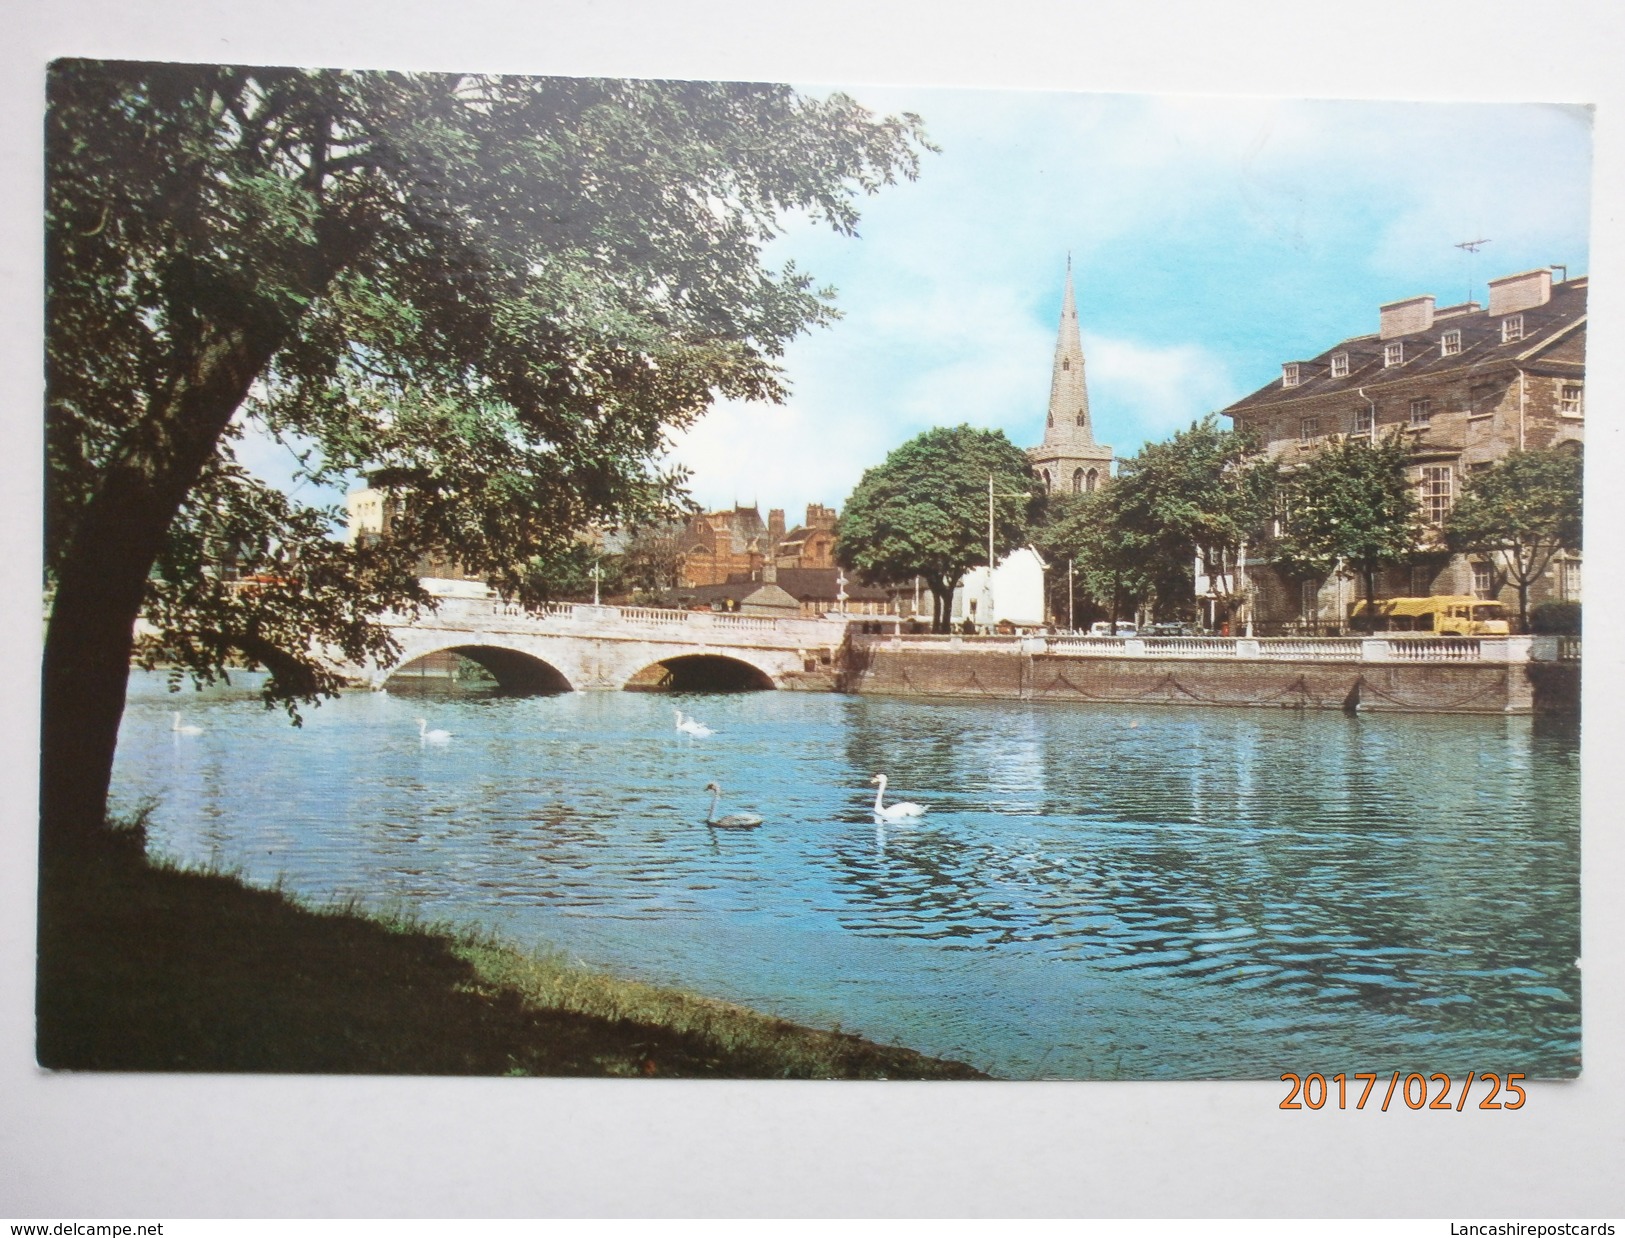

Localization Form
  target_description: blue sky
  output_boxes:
[667,89,1593,519]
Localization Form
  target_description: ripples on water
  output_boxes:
[113,672,1581,1079]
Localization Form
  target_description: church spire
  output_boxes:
[1045,258,1095,447]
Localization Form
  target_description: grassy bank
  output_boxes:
[35,818,985,1079]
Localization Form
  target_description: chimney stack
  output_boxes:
[1487,268,1553,317]
[1379,294,1435,340]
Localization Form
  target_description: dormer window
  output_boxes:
[1384,342,1404,367]
[1282,363,1300,388]
[1441,329,1462,356]
[1330,352,1349,378]
[1501,314,1524,343]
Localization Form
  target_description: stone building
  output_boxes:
[1028,259,1114,494]
[1222,267,1585,631]
[345,477,489,591]
[675,503,770,587]
[772,503,839,570]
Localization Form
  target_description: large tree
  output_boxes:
[1032,489,1157,628]
[835,426,1038,632]
[1270,430,1422,630]
[44,61,931,851]
[1445,445,1583,632]
[1107,416,1276,625]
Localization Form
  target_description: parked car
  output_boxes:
[1087,621,1139,637]
[1143,621,1199,637]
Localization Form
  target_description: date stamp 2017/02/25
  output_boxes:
[1280,1072,1528,1111]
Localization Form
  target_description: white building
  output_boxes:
[951,547,1047,629]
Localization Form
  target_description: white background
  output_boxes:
[3,0,1621,1219]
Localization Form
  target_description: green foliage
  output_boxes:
[43,60,932,828]
[835,425,1038,631]
[1445,447,1582,630]
[1530,601,1581,636]
[1271,431,1421,623]
[1039,417,1273,622]
[1032,490,1158,624]
[521,541,626,603]
[619,519,690,596]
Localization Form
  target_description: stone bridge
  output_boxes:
[349,595,853,693]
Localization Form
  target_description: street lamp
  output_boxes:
[984,472,1036,631]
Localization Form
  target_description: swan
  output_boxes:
[675,709,713,738]
[416,717,452,745]
[870,773,925,821]
[703,781,762,829]
[171,711,202,736]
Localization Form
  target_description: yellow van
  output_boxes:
[1350,595,1510,635]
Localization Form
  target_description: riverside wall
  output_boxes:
[838,639,1579,716]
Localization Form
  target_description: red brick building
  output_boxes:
[675,504,770,587]
[1222,267,1584,631]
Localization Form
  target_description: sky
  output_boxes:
[664,89,1594,521]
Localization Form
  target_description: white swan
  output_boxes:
[417,717,452,745]
[171,711,202,737]
[704,781,762,829]
[675,708,713,738]
[870,773,925,821]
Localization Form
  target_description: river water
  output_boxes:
[113,670,1581,1079]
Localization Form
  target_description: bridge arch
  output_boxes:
[389,643,573,694]
[625,652,777,692]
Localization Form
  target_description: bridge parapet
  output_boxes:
[383,595,852,651]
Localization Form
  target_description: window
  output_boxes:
[1411,566,1434,596]
[1561,384,1584,416]
[1559,556,1581,602]
[1420,465,1453,524]
[1441,329,1462,356]
[1041,469,1052,491]
[1472,562,1495,600]
[1471,383,1500,417]
[1085,468,1099,493]
[1301,580,1318,623]
[1075,409,1086,426]
[1353,404,1373,434]
[1501,314,1524,343]
[1071,468,1084,494]
[1384,342,1404,367]
[1282,363,1300,388]
[1330,352,1349,378]
[1409,398,1432,427]
[1300,417,1320,443]
[1062,359,1070,371]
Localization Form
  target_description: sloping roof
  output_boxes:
[738,583,800,615]
[1224,278,1587,417]
[661,567,897,608]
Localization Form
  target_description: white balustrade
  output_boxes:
[1260,639,1362,661]
[1379,638,1481,662]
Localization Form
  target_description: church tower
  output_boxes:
[1027,258,1113,494]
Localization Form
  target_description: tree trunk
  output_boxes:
[1361,567,1379,634]
[929,578,953,634]
[41,318,293,858]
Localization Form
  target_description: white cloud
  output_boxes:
[1085,334,1243,444]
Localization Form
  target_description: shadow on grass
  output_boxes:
[36,824,986,1079]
